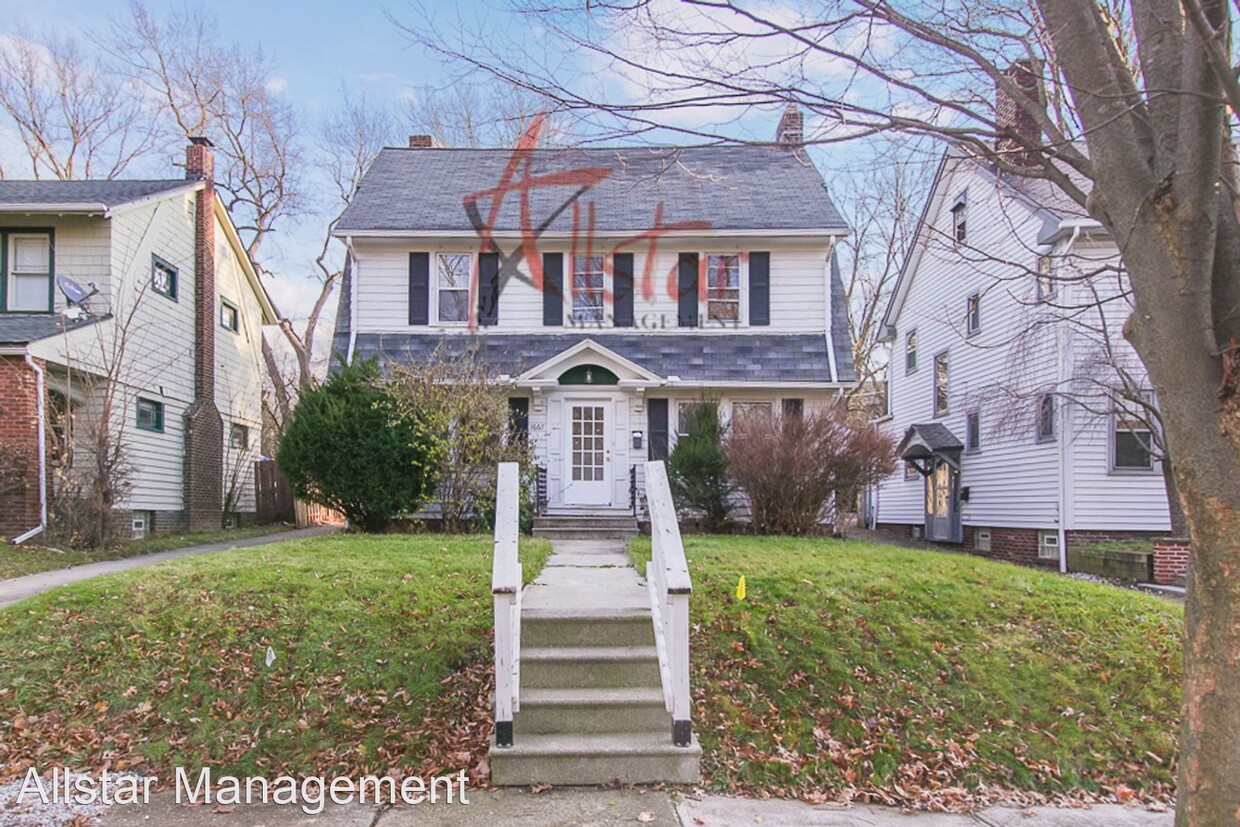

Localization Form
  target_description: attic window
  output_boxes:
[220,299,240,333]
[951,198,967,244]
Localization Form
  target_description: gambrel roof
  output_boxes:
[334,145,848,235]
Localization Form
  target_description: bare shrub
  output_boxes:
[726,408,897,536]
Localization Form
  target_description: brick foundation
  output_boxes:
[0,356,43,540]
[1153,539,1191,585]
[877,522,1054,568]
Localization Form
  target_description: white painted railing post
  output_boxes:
[643,460,694,747]
[492,462,522,747]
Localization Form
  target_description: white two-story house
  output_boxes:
[0,139,277,542]
[870,144,1174,573]
[332,109,855,513]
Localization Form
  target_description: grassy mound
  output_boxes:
[0,534,549,783]
[629,536,1181,807]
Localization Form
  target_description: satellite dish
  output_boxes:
[56,275,99,308]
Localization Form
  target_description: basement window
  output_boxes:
[975,528,992,552]
[1038,530,1060,561]
[136,398,165,433]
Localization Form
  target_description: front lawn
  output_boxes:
[630,536,1182,808]
[0,524,293,581]
[0,533,550,784]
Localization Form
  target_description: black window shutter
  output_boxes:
[508,397,529,441]
[613,252,634,327]
[478,252,500,326]
[749,251,770,326]
[408,252,429,326]
[677,253,699,328]
[543,253,563,327]
[648,398,669,460]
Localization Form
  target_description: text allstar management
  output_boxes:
[17,767,472,814]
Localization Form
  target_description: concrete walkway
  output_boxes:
[84,788,1173,826]
[0,526,336,610]
[522,537,647,613]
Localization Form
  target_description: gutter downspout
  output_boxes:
[1055,226,1083,573]
[346,236,358,364]
[13,353,48,544]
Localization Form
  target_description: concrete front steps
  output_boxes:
[489,542,701,787]
[531,513,639,541]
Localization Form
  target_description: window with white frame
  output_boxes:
[1112,391,1156,471]
[966,410,981,452]
[731,400,772,425]
[1036,393,1056,442]
[571,254,605,323]
[6,232,52,312]
[966,292,981,336]
[676,401,702,438]
[905,329,918,373]
[951,198,967,243]
[230,423,249,451]
[933,351,949,416]
[1036,255,1057,302]
[1038,530,1059,560]
[705,254,740,323]
[220,299,240,332]
[975,528,992,552]
[436,253,471,323]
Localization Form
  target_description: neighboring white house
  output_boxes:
[0,139,277,541]
[331,109,855,513]
[869,144,1173,570]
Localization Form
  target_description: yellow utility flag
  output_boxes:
[736,575,747,601]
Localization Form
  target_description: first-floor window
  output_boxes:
[6,232,52,312]
[230,423,249,451]
[1036,393,1056,441]
[706,254,740,323]
[136,398,165,432]
[1113,392,1156,471]
[965,410,981,452]
[676,401,702,438]
[731,400,772,425]
[572,254,605,323]
[904,461,918,480]
[782,398,804,419]
[436,253,471,323]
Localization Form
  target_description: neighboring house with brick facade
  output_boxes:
[867,138,1175,574]
[0,139,277,543]
[331,108,855,514]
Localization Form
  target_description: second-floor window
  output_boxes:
[1036,254,1057,302]
[572,254,605,323]
[966,293,981,335]
[136,398,165,433]
[905,329,918,373]
[966,410,981,452]
[436,253,471,324]
[933,351,949,416]
[5,232,52,312]
[230,423,249,451]
[151,255,178,300]
[706,254,740,323]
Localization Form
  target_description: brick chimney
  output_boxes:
[995,60,1043,167]
[776,104,803,146]
[183,137,224,531]
[408,134,435,148]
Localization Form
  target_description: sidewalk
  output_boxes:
[0,526,337,610]
[84,788,1174,826]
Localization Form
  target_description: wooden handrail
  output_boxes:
[644,460,693,747]
[492,462,522,747]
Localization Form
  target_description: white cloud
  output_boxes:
[265,76,289,94]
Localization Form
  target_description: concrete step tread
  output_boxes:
[521,687,666,707]
[522,645,658,663]
[523,607,650,622]
[495,732,701,757]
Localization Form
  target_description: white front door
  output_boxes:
[563,399,612,506]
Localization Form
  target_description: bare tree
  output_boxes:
[407,82,575,148]
[400,1,1240,820]
[0,32,157,180]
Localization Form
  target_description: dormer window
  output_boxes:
[5,232,53,312]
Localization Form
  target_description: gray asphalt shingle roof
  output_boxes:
[0,179,193,210]
[0,313,102,345]
[899,423,964,455]
[346,332,846,384]
[335,145,847,234]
